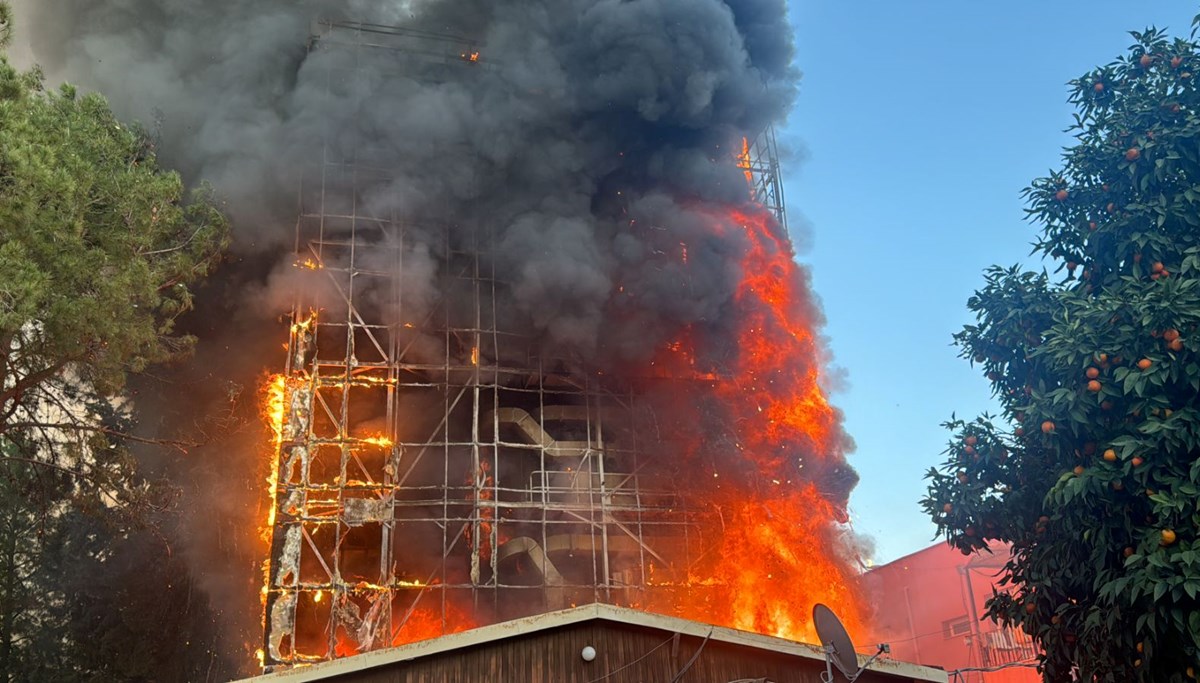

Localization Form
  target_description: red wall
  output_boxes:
[862,541,1039,683]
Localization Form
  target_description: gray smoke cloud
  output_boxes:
[15,0,798,360]
[8,0,844,674]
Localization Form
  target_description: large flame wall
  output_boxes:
[257,141,864,668]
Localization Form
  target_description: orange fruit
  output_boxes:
[1073,465,1085,476]
[1086,367,1100,379]
[1055,189,1068,201]
[1123,546,1135,558]
[1132,456,1144,467]
[1172,56,1184,69]
[1137,642,1144,654]
[1101,401,1114,411]
[1025,602,1037,614]
[1103,449,1117,462]
[1106,202,1117,213]
[1152,261,1164,273]
[943,503,953,513]
[1141,54,1153,68]
[1169,338,1184,352]
[1162,529,1177,546]
[1094,82,1105,93]
[1087,380,1102,392]
[965,435,977,446]
[1096,353,1108,364]
[1041,420,1056,434]
[1126,147,1141,161]
[1164,328,1180,341]
[1138,358,1153,370]
[1112,480,1124,491]
[1015,427,1025,437]
[1088,221,1097,231]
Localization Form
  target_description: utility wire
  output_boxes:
[669,628,714,682]
[585,633,676,683]
[949,659,1039,682]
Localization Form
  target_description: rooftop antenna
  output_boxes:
[813,603,889,683]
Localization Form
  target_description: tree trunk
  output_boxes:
[0,513,17,683]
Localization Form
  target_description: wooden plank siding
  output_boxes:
[324,621,931,683]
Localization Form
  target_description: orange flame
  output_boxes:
[393,604,474,646]
[641,204,862,642]
[262,374,288,539]
[728,208,838,467]
[265,375,287,449]
[711,207,859,637]
[737,136,754,189]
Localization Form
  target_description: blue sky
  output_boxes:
[782,2,1199,564]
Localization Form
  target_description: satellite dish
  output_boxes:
[813,603,890,683]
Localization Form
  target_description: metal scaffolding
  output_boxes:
[260,19,790,670]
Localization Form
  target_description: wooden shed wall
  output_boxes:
[321,621,930,683]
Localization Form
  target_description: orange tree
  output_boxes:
[922,22,1200,683]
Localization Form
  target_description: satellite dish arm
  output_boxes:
[847,643,891,683]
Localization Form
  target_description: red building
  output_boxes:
[864,541,1039,683]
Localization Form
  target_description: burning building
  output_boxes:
[4,0,867,675]
[258,18,863,671]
